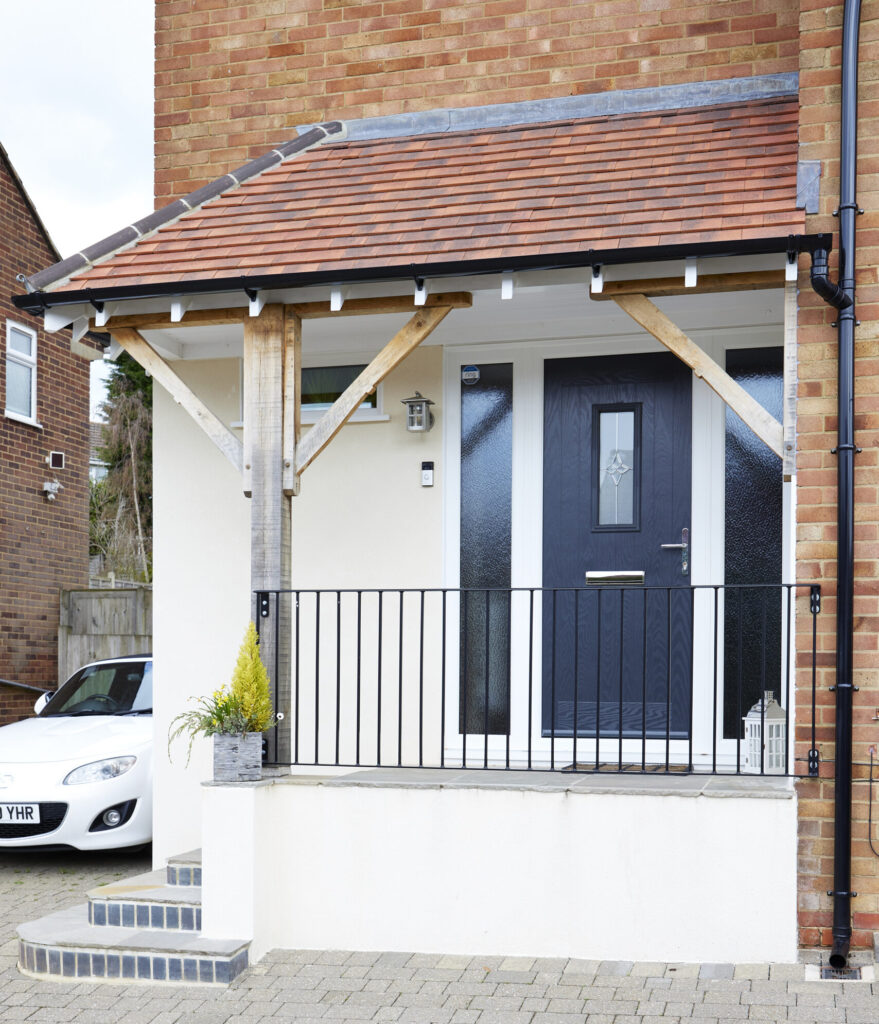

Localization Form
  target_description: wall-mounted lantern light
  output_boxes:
[401,392,435,432]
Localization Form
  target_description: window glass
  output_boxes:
[6,321,36,420]
[302,365,376,409]
[8,327,32,357]
[41,661,152,716]
[6,361,32,417]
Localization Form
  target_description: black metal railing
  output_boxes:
[255,583,821,777]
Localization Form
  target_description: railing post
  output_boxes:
[809,584,821,777]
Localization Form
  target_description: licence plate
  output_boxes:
[0,804,40,824]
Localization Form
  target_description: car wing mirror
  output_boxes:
[33,692,51,715]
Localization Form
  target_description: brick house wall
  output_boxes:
[0,149,90,721]
[154,0,877,949]
[796,0,879,952]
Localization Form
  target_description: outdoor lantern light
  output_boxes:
[743,691,787,775]
[401,391,435,432]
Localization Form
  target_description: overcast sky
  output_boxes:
[0,0,154,414]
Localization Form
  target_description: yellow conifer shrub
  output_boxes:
[230,620,274,732]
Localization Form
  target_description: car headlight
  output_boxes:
[63,757,136,785]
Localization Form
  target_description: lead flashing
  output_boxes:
[797,161,822,214]
[24,121,345,295]
[297,73,798,143]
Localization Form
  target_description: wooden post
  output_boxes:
[243,304,292,764]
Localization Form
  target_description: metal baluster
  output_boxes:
[462,589,468,769]
[784,586,792,775]
[484,590,490,768]
[527,590,534,771]
[398,590,404,768]
[573,588,580,772]
[760,588,767,775]
[294,593,300,765]
[335,591,341,766]
[551,589,557,771]
[314,593,320,766]
[504,589,511,770]
[641,588,647,772]
[596,589,602,772]
[377,592,383,767]
[618,588,624,771]
[419,590,425,769]
[712,587,719,774]
[665,589,671,772]
[355,592,361,767]
[440,591,447,769]
[688,586,695,772]
[736,587,744,774]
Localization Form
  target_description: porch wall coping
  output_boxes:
[204,767,794,799]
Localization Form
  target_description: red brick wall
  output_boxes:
[0,153,90,721]
[795,0,879,952]
[155,0,799,203]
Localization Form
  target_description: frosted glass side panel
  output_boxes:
[460,363,512,736]
[598,410,635,526]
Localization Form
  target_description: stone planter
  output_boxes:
[213,732,262,782]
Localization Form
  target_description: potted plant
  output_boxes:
[169,621,277,782]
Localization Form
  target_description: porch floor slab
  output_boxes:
[265,766,795,798]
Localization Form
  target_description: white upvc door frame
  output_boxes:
[441,327,795,771]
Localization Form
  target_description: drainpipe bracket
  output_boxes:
[828,891,858,898]
[831,445,861,454]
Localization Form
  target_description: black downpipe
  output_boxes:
[810,0,861,970]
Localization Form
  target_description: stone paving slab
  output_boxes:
[2,848,879,1022]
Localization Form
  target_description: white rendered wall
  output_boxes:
[202,778,798,963]
[152,359,250,865]
[152,348,445,862]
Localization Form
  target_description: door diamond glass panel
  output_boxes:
[597,409,636,527]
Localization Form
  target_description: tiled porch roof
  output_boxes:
[36,96,803,296]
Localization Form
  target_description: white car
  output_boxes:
[0,656,152,850]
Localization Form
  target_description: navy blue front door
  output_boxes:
[542,353,693,742]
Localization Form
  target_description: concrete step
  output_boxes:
[18,904,248,985]
[166,848,202,887]
[87,870,202,931]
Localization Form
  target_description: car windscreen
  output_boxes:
[41,662,152,716]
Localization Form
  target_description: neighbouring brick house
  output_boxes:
[13,0,879,966]
[0,143,93,723]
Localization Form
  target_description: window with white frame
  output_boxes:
[300,363,387,423]
[5,320,37,423]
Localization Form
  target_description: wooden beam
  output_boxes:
[589,270,785,300]
[110,327,243,473]
[93,308,250,332]
[283,311,301,497]
[783,280,797,478]
[613,293,784,458]
[89,293,472,332]
[243,304,292,763]
[289,292,472,319]
[296,304,452,474]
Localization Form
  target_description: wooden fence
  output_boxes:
[58,587,152,683]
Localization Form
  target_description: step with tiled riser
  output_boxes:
[88,869,202,932]
[166,849,202,887]
[18,904,248,985]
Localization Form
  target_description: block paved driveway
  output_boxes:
[1,848,878,1023]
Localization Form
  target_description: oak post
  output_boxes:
[244,304,292,764]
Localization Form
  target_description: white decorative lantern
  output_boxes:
[743,691,786,774]
[401,392,435,432]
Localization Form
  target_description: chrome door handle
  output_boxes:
[660,527,688,575]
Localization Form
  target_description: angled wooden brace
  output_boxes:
[110,327,244,473]
[613,293,784,459]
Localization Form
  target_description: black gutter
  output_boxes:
[809,0,861,970]
[13,234,831,314]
